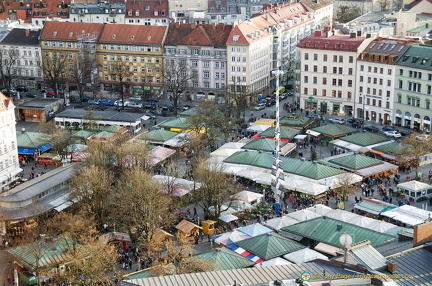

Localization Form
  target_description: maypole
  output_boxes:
[271,69,284,215]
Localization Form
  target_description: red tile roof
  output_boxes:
[125,0,168,18]
[99,24,167,45]
[165,23,232,48]
[297,29,367,52]
[40,21,104,40]
[226,22,271,45]
[0,0,70,20]
[252,2,308,21]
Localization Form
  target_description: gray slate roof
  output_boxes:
[121,262,357,286]
[1,28,41,46]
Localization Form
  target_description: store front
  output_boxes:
[404,112,412,128]
[332,103,340,115]
[344,106,353,117]
[395,110,402,126]
[371,111,377,122]
[424,116,431,133]
[413,114,421,131]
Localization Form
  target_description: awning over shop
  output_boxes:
[18,148,35,155]
[354,198,397,215]
[37,144,51,152]
[306,130,321,137]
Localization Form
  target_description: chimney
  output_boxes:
[191,22,196,29]
[387,260,397,273]
[357,30,361,36]
[323,26,331,32]
[25,29,30,36]
[350,32,356,38]
[314,31,322,36]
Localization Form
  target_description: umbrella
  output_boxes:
[232,191,264,203]
[236,169,263,181]
[283,248,328,264]
[219,214,239,223]
[236,223,272,237]
[325,210,358,222]
[254,257,292,267]
[305,204,333,215]
[213,230,251,247]
[264,216,299,231]
[287,210,322,222]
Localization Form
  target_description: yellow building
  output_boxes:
[98,24,168,97]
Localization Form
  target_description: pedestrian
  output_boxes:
[193,207,197,216]
[44,163,47,169]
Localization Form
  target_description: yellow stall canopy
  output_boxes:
[253,118,276,126]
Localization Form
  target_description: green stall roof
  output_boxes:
[338,132,390,147]
[158,117,191,129]
[311,125,359,138]
[328,154,383,170]
[242,138,287,153]
[371,142,402,155]
[259,126,300,140]
[195,247,254,271]
[236,232,305,260]
[17,131,50,149]
[139,129,178,142]
[282,217,397,247]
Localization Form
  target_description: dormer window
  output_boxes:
[53,31,57,36]
[128,9,132,16]
[69,32,73,36]
[135,9,139,16]
[112,34,116,39]
[233,35,239,42]
[131,35,135,39]
[161,9,165,16]
[42,3,47,8]
[86,33,90,37]
[154,9,158,16]
[145,6,150,10]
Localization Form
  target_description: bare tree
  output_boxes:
[401,133,432,178]
[113,168,173,244]
[41,51,68,96]
[376,0,390,10]
[162,58,194,116]
[108,59,134,110]
[193,157,239,218]
[281,55,300,89]
[224,77,253,120]
[0,47,19,96]
[333,172,359,209]
[70,34,98,104]
[336,6,362,23]
[38,121,72,160]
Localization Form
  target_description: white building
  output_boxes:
[0,28,43,89]
[355,38,413,124]
[297,29,374,115]
[163,23,232,101]
[169,0,208,23]
[226,21,272,96]
[0,93,21,193]
[69,2,126,24]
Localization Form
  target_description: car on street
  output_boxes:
[287,91,294,96]
[114,100,130,107]
[129,101,143,109]
[399,130,412,136]
[99,99,114,106]
[182,105,192,110]
[16,86,29,92]
[128,96,142,101]
[416,134,430,141]
[384,131,402,138]
[254,103,266,110]
[382,126,399,132]
[87,99,100,105]
[23,92,37,98]
[363,125,379,132]
[329,118,345,124]
[265,99,276,107]
[144,111,157,119]
[308,114,321,119]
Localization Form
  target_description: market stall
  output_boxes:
[396,180,432,202]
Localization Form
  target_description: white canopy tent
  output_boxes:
[325,209,358,222]
[264,216,299,231]
[286,210,322,222]
[305,204,333,215]
[247,124,271,133]
[152,175,200,191]
[219,214,239,223]
[232,191,264,204]
[254,257,292,267]
[283,248,328,264]
[210,148,240,157]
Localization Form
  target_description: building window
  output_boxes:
[348,80,352,87]
[332,79,337,86]
[304,76,308,83]
[360,65,364,71]
[338,67,342,74]
[338,79,342,86]
[304,88,308,94]
[323,54,327,62]
[322,78,327,85]
[339,56,343,62]
[313,65,318,72]
[333,55,337,62]
[333,67,337,74]
[322,89,326,96]
[304,65,308,71]
[347,92,352,99]
[348,68,352,75]
[313,54,318,61]
[323,66,327,73]
[304,53,309,60]
[313,77,317,84]
[348,56,353,63]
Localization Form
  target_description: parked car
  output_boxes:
[145,111,157,119]
[128,96,142,101]
[1,88,17,96]
[363,125,379,132]
[23,92,37,98]
[265,99,276,107]
[416,134,430,141]
[254,103,266,110]
[287,91,294,96]
[114,100,130,107]
[279,93,288,100]
[382,126,399,132]
[399,130,412,136]
[308,114,321,119]
[183,105,192,110]
[16,86,29,92]
[87,99,100,105]
[129,101,143,109]
[329,118,345,124]
[384,131,402,138]
[100,99,114,106]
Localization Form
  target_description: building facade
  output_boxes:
[0,93,21,193]
[169,0,208,23]
[355,38,413,124]
[125,0,170,26]
[226,21,272,97]
[393,45,432,132]
[163,23,232,101]
[98,24,167,97]
[0,28,43,89]
[69,2,126,24]
[297,29,374,115]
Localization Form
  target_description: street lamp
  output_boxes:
[360,93,365,132]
